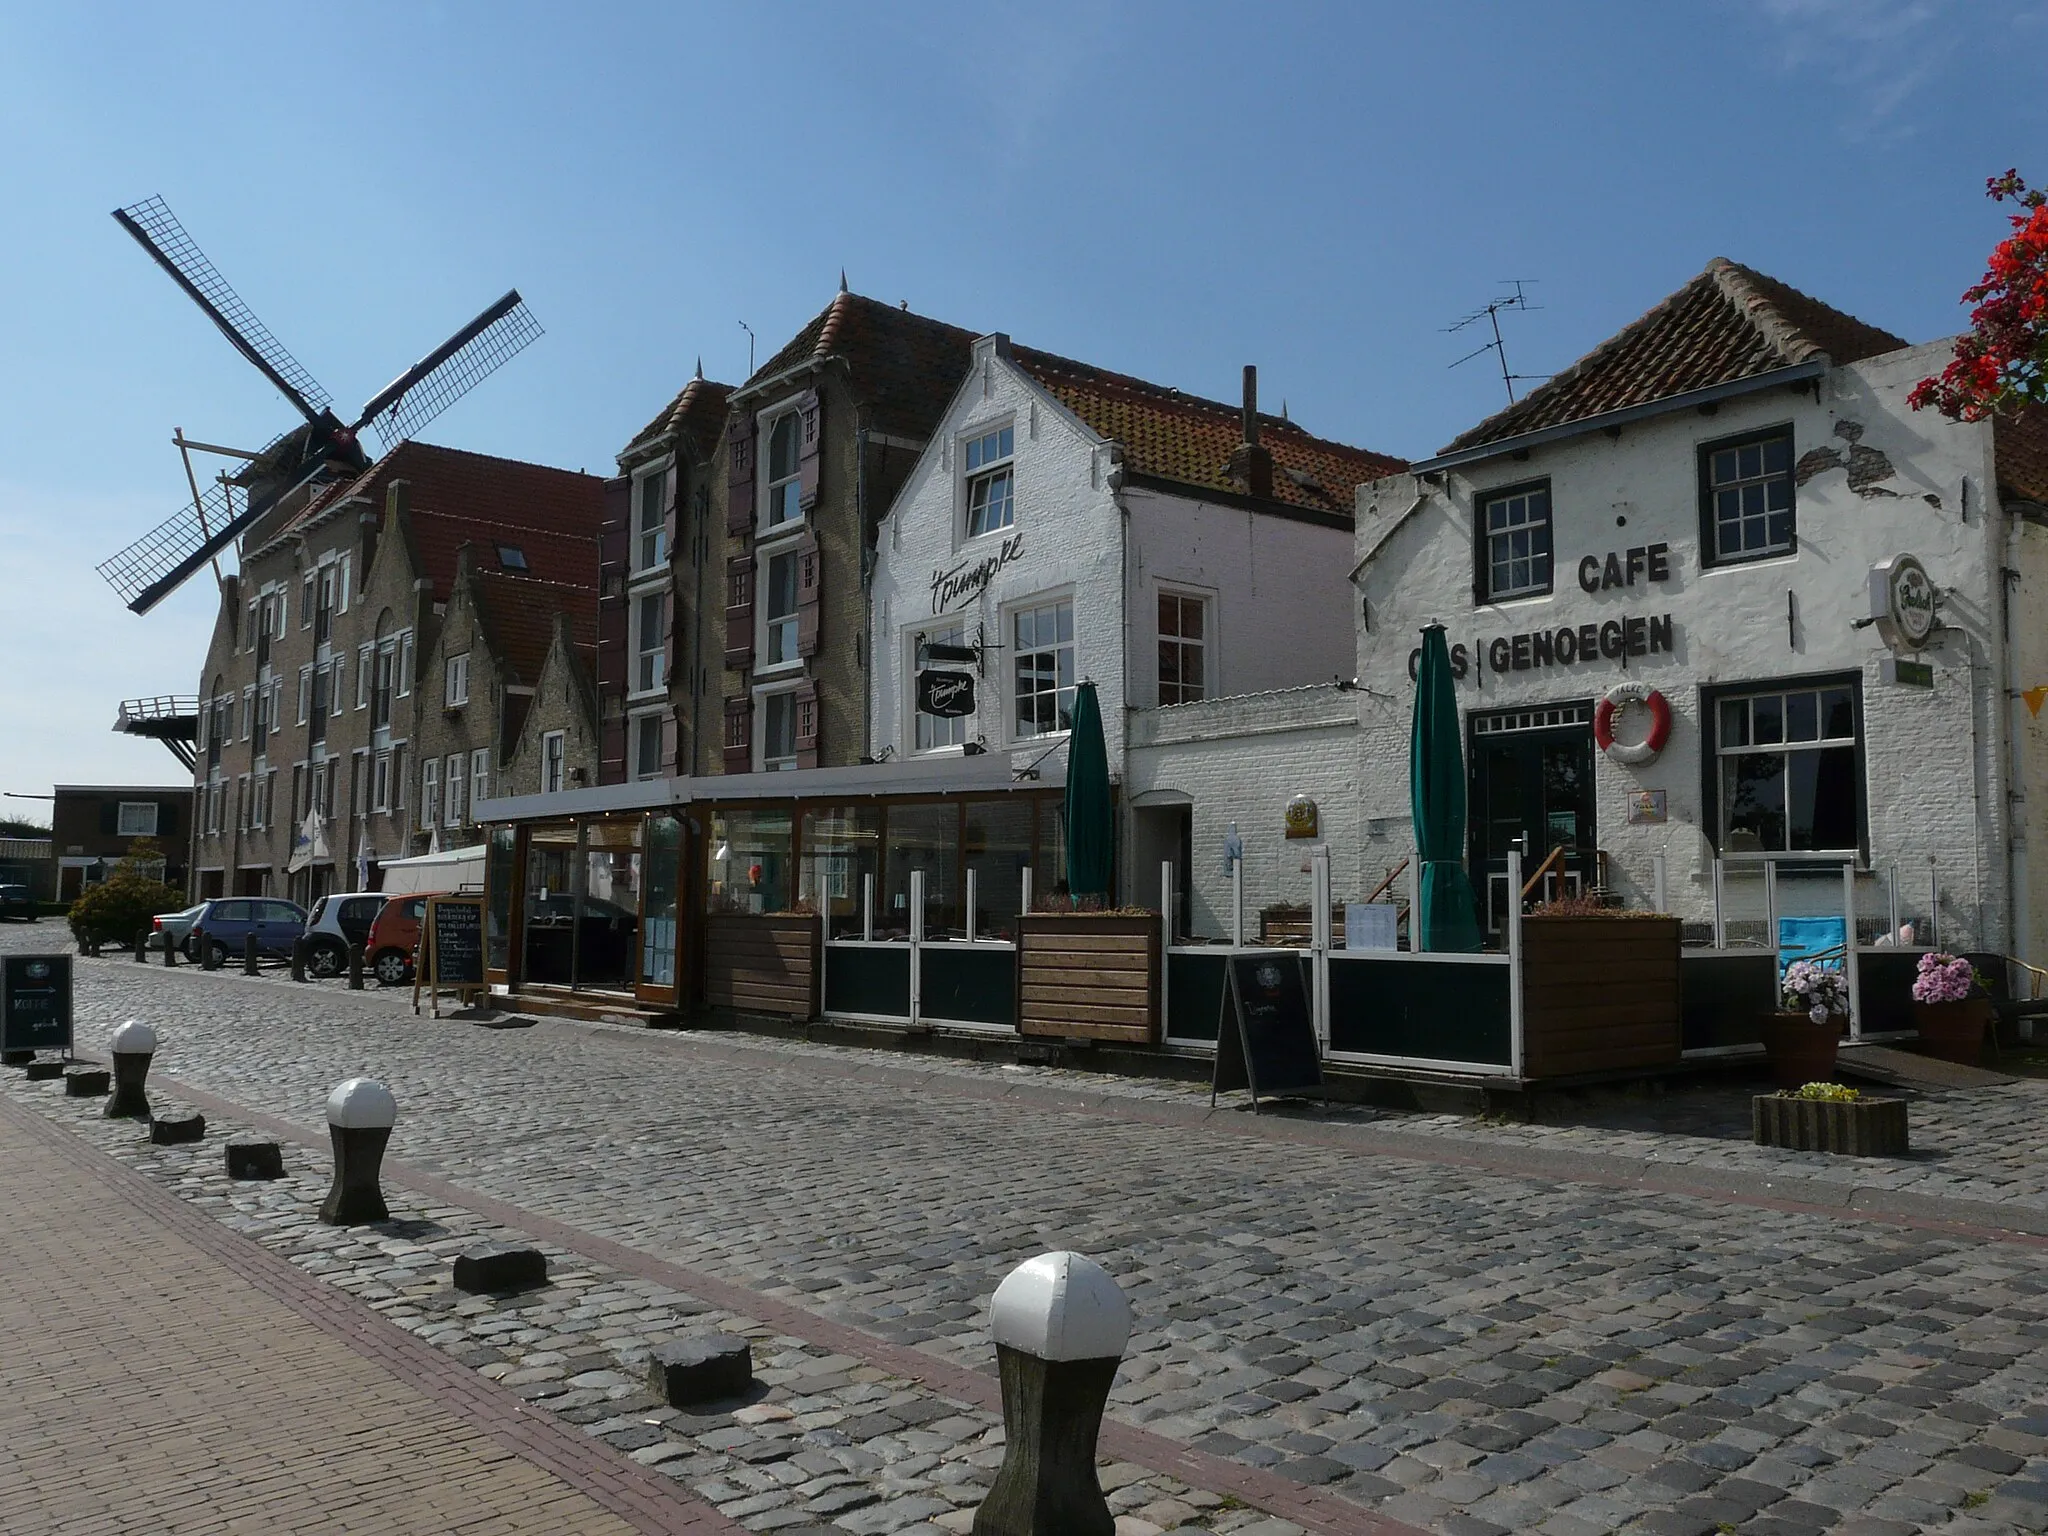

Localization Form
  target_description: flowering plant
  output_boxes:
[1911,951,1989,1004]
[1780,959,1848,1021]
[1910,170,2048,420]
[1790,1082,1860,1102]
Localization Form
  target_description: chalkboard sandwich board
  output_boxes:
[1211,950,1323,1113]
[2,954,74,1057]
[416,895,487,1017]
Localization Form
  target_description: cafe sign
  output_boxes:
[1869,553,1935,651]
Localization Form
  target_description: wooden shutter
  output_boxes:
[794,681,820,770]
[660,713,678,775]
[796,531,822,658]
[722,696,752,773]
[725,413,756,536]
[600,716,626,784]
[724,556,755,670]
[596,476,630,698]
[796,389,822,513]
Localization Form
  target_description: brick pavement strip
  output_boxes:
[20,935,2048,1533]
[0,1088,739,1536]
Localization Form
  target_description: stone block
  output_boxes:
[0,1049,33,1067]
[225,1139,284,1180]
[1752,1094,1908,1157]
[22,1060,63,1080]
[647,1334,752,1407]
[453,1243,549,1294]
[149,1109,205,1145]
[63,1066,110,1097]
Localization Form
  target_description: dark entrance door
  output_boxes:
[1468,703,1598,935]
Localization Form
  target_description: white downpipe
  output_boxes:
[1652,852,1668,916]
[1506,845,1525,1078]
[1159,859,1174,1038]
[862,872,875,943]
[1311,845,1332,1048]
[1764,858,1779,958]
[1020,864,1034,924]
[909,868,925,1028]
[1843,858,1864,1040]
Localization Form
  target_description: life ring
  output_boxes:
[1594,683,1671,765]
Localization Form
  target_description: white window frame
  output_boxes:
[754,684,801,773]
[910,621,969,754]
[372,752,392,815]
[1008,593,1077,743]
[1156,587,1212,707]
[336,554,351,613]
[297,666,312,725]
[632,458,672,574]
[444,752,465,827]
[421,757,440,829]
[541,731,566,794]
[356,644,372,709]
[445,652,470,708]
[115,801,158,837]
[757,546,803,673]
[633,590,667,696]
[631,711,666,781]
[962,421,1016,539]
[396,630,413,697]
[758,403,806,534]
[470,748,490,815]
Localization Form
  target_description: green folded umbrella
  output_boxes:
[1064,680,1114,903]
[1411,625,1483,952]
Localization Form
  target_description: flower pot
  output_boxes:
[1752,1093,1909,1156]
[1914,999,1992,1065]
[1759,1011,1841,1090]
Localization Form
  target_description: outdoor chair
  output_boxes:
[1962,951,2048,1055]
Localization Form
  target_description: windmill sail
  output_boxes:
[356,290,543,449]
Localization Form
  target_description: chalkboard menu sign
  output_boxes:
[2,954,73,1054]
[1211,950,1323,1112]
[416,895,486,1016]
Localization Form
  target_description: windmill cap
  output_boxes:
[990,1251,1132,1362]
[325,1077,397,1129]
[111,1019,158,1054]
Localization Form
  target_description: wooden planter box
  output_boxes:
[1018,914,1160,1044]
[703,914,819,1021]
[1520,915,1681,1079]
[1753,1094,1909,1156]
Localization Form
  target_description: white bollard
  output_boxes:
[973,1251,1133,1536]
[105,1020,159,1120]
[320,1077,397,1225]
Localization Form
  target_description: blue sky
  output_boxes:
[0,0,2041,809]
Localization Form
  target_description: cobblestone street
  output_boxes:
[11,926,2048,1534]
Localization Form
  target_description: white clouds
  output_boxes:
[1751,0,2025,138]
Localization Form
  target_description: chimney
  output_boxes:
[1229,365,1274,500]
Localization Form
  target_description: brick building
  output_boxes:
[191,441,604,901]
[51,785,193,898]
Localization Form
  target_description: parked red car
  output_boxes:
[364,894,429,986]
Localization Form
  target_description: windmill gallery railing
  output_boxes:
[113,694,199,770]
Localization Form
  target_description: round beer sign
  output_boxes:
[1871,554,1936,651]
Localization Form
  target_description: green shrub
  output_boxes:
[66,838,184,950]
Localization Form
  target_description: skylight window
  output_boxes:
[497,544,528,571]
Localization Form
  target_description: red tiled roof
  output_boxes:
[1444,259,1909,453]
[1011,346,1404,516]
[621,373,735,462]
[745,290,979,439]
[1997,406,2048,506]
[280,440,604,602]
[469,568,597,688]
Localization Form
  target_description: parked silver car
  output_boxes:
[148,903,207,957]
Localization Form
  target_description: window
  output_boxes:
[1712,681,1860,854]
[497,544,526,571]
[541,731,566,793]
[372,644,394,729]
[762,551,800,666]
[633,713,664,780]
[760,690,799,771]
[444,753,465,827]
[635,466,668,571]
[372,752,391,814]
[336,554,350,613]
[297,667,311,725]
[1480,480,1553,600]
[356,644,371,709]
[310,665,329,744]
[116,801,158,837]
[765,411,803,528]
[421,758,440,829]
[1013,598,1076,739]
[965,425,1015,536]
[314,566,335,643]
[396,631,413,696]
[1701,427,1795,565]
[445,653,469,708]
[470,749,490,814]
[635,591,666,692]
[301,574,315,628]
[914,623,968,752]
[1157,591,1207,706]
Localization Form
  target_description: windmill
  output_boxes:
[96,195,544,615]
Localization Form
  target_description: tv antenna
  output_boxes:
[97,195,544,615]
[1447,280,1546,405]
